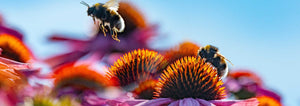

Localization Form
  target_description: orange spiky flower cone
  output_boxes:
[155,56,226,100]
[52,63,111,91]
[163,41,200,64]
[0,33,33,63]
[108,49,167,90]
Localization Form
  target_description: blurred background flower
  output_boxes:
[44,2,158,69]
[225,70,282,105]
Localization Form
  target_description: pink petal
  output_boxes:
[196,99,215,106]
[256,86,281,102]
[0,25,24,40]
[121,99,147,106]
[49,35,86,42]
[210,98,259,106]
[0,57,30,70]
[44,51,88,68]
[83,94,108,106]
[168,100,180,106]
[141,98,174,106]
[179,98,200,106]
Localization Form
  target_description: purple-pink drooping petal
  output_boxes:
[256,86,281,102]
[0,25,23,40]
[210,98,259,106]
[0,57,30,70]
[44,51,88,68]
[179,98,200,106]
[140,98,174,106]
[196,99,215,106]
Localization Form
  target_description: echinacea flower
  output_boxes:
[138,56,258,106]
[45,2,158,68]
[0,33,33,63]
[52,63,112,95]
[155,56,225,100]
[225,70,281,103]
[108,49,167,90]
[163,41,200,64]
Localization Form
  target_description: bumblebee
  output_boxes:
[81,0,125,42]
[198,45,232,78]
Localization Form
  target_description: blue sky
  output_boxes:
[0,0,299,105]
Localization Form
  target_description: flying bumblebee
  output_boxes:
[198,45,233,79]
[81,0,125,42]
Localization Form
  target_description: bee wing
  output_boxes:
[103,0,120,11]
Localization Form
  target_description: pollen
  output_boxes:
[0,33,33,62]
[52,63,111,91]
[108,49,167,89]
[164,41,200,64]
[155,56,226,100]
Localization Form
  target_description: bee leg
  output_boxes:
[115,30,120,42]
[110,28,120,42]
[101,24,108,33]
[100,24,107,37]
[98,21,107,37]
[113,30,120,42]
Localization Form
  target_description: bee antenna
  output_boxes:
[217,54,234,66]
[80,1,90,7]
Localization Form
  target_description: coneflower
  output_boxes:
[108,49,167,90]
[0,33,33,62]
[139,57,258,106]
[155,56,225,100]
[226,70,281,102]
[52,63,111,92]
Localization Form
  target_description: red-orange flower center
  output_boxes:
[0,33,33,62]
[108,49,167,90]
[257,96,281,106]
[53,63,111,91]
[155,56,226,100]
